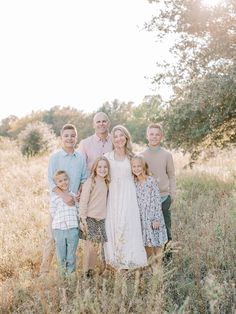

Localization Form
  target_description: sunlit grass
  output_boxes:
[0,139,235,312]
[201,0,223,8]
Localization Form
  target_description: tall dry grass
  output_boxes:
[0,138,235,313]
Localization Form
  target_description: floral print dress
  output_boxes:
[135,176,168,247]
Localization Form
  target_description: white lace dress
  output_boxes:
[104,151,147,269]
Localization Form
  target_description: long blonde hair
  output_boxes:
[90,156,111,192]
[111,125,134,159]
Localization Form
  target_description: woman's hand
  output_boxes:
[152,220,160,229]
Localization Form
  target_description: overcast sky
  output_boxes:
[0,0,174,120]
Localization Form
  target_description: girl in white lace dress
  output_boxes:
[131,155,167,258]
[104,125,147,269]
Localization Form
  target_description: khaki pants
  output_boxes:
[39,216,54,274]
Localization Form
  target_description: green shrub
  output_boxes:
[18,122,57,157]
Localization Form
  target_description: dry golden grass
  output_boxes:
[0,138,235,313]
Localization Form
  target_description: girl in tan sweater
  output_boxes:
[79,156,110,277]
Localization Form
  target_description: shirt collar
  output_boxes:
[147,145,161,152]
[62,148,77,156]
[94,133,110,143]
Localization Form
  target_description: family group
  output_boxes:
[39,112,176,277]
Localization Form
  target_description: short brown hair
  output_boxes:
[146,123,163,134]
[53,170,69,182]
[60,124,77,136]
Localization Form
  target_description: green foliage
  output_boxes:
[163,70,236,157]
[3,111,45,138]
[0,115,18,137]
[128,96,164,143]
[97,99,134,128]
[0,98,167,146]
[42,105,93,140]
[147,0,236,158]
[18,121,57,157]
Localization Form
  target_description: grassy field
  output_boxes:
[0,138,235,313]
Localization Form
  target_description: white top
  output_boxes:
[50,192,79,230]
[103,151,147,269]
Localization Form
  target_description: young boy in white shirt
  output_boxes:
[50,170,79,275]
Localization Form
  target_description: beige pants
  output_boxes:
[39,216,54,274]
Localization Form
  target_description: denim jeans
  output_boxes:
[53,228,79,274]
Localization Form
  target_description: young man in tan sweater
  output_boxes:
[140,123,176,250]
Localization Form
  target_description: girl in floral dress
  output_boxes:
[131,155,168,259]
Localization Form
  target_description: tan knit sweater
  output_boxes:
[79,176,108,220]
[141,147,176,200]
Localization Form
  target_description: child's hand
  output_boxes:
[80,218,88,234]
[152,220,160,229]
[63,193,75,206]
[75,193,81,202]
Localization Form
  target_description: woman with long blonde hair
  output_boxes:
[104,125,147,269]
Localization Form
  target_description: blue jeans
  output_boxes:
[53,228,79,274]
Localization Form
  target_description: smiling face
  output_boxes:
[146,127,163,148]
[54,173,70,192]
[93,112,110,138]
[96,159,109,178]
[131,158,145,178]
[61,129,77,152]
[112,129,127,149]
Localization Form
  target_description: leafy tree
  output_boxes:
[147,0,236,158]
[43,106,86,135]
[0,115,18,137]
[18,121,57,157]
[97,99,134,129]
[1,106,93,144]
[6,111,44,138]
[127,95,164,143]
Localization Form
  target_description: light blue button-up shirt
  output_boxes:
[48,149,87,194]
